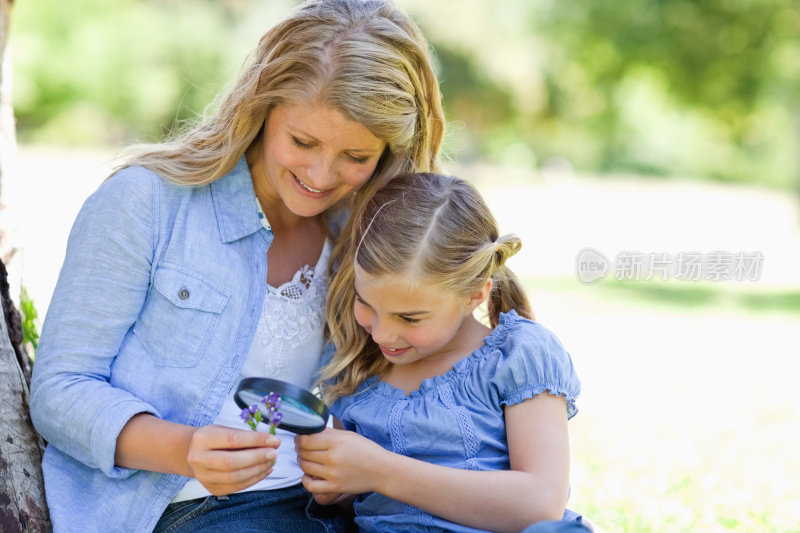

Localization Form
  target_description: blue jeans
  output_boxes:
[154,484,354,533]
[521,522,592,533]
[521,509,592,533]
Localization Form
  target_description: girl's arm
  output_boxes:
[296,392,570,533]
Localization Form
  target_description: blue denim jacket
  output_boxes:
[30,158,276,532]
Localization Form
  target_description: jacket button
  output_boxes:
[178,288,190,300]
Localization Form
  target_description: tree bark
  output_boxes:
[1,261,28,387]
[0,275,51,532]
[0,1,53,531]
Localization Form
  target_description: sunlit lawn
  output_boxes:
[531,278,800,532]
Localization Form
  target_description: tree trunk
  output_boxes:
[0,1,53,531]
[0,264,50,532]
[0,0,19,273]
[0,320,50,533]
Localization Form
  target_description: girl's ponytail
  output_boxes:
[487,234,533,328]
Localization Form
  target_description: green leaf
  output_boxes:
[20,286,41,356]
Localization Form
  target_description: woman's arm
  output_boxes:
[296,392,570,533]
[115,414,280,495]
[30,169,279,494]
[30,168,161,474]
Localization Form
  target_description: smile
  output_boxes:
[379,345,411,357]
[294,174,325,194]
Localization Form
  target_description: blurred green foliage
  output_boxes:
[12,0,295,144]
[19,285,39,358]
[11,0,800,188]
[405,0,800,187]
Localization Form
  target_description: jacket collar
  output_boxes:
[210,156,263,243]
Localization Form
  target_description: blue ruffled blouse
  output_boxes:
[331,310,581,532]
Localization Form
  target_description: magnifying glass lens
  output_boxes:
[235,378,329,435]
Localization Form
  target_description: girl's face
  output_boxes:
[254,102,386,218]
[353,270,488,367]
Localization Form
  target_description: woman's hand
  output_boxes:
[115,414,281,496]
[295,427,388,497]
[186,424,281,496]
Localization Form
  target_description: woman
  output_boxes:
[29,1,444,531]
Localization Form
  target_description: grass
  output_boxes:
[523,276,800,532]
[581,279,800,317]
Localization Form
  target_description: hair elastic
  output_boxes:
[493,242,499,252]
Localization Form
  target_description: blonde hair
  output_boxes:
[322,172,533,403]
[116,0,444,194]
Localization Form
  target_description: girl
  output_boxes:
[296,173,586,532]
[30,1,444,531]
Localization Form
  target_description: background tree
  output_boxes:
[407,0,800,187]
[11,0,798,188]
[0,0,51,530]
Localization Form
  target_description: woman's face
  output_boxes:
[254,102,386,219]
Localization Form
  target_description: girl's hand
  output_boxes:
[310,491,356,507]
[186,424,281,496]
[295,427,387,496]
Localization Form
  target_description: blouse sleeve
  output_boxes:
[488,316,580,419]
[329,394,358,431]
[30,167,162,478]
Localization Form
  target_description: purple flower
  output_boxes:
[240,393,282,434]
[241,404,261,431]
[262,393,283,435]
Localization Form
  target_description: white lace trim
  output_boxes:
[254,241,331,376]
[268,264,316,299]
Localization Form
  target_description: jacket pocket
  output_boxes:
[134,264,230,367]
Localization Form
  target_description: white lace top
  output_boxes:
[173,214,332,502]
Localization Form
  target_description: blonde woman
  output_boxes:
[30,1,444,531]
[296,173,587,532]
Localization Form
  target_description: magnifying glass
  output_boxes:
[234,377,330,435]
